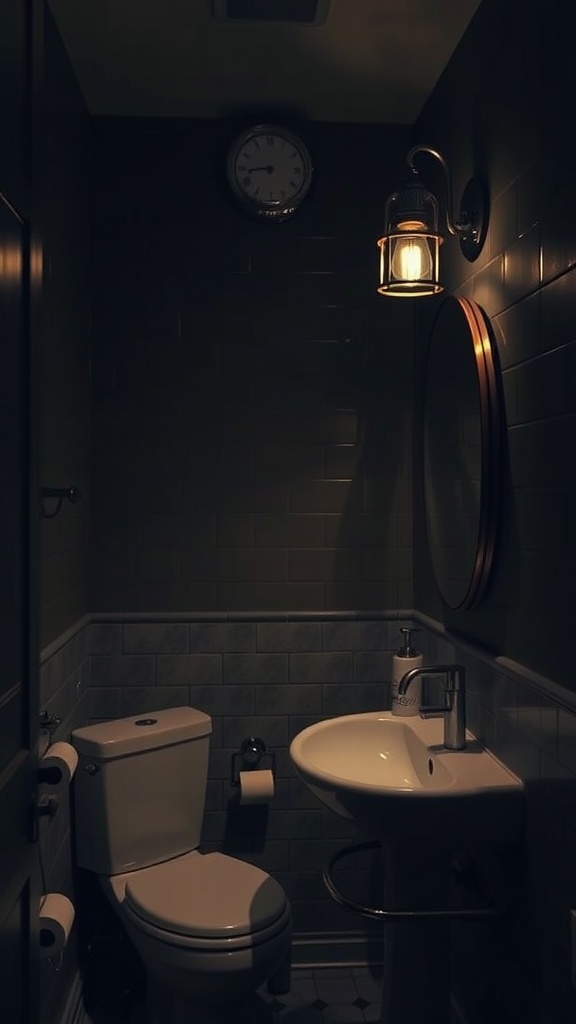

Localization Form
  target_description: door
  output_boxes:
[0,1,42,1020]
[0,188,39,1024]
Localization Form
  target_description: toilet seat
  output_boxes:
[123,851,290,947]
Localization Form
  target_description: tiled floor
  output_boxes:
[84,966,385,1024]
[258,967,384,1023]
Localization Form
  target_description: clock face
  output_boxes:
[227,125,312,221]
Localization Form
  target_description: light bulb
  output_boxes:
[391,236,433,282]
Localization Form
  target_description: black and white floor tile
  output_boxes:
[259,967,384,1023]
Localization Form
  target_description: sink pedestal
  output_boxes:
[378,840,452,1024]
[289,711,524,1022]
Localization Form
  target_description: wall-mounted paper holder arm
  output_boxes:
[231,736,275,786]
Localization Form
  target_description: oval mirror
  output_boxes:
[423,295,502,610]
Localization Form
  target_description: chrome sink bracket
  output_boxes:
[322,842,504,922]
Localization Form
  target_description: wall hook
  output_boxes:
[41,486,81,519]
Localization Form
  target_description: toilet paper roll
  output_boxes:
[239,769,275,805]
[39,742,78,791]
[39,893,75,959]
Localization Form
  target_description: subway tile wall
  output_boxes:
[39,12,92,650]
[412,2,576,1022]
[413,0,576,695]
[89,117,415,617]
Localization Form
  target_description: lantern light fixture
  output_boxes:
[377,145,489,298]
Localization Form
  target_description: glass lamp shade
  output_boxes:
[377,180,443,297]
[377,231,442,296]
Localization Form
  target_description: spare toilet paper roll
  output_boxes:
[39,893,75,959]
[39,742,78,791]
[239,769,275,805]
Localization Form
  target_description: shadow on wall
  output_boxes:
[331,324,414,612]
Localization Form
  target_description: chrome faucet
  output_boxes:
[397,664,466,750]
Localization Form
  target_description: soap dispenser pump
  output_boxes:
[391,627,423,717]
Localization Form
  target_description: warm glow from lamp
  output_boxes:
[392,235,433,282]
[0,244,22,282]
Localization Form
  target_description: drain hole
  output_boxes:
[428,758,434,775]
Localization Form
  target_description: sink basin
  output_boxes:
[290,711,524,842]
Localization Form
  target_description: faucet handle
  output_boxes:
[420,683,455,719]
[445,666,466,693]
[420,702,451,719]
[416,665,466,750]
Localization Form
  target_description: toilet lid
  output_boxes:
[124,852,288,939]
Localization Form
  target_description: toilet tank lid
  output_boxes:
[72,706,212,759]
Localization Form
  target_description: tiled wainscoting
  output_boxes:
[40,610,576,1024]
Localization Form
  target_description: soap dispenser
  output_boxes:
[391,627,423,716]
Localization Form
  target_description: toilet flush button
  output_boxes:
[134,718,158,726]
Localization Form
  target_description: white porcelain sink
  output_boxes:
[290,711,524,842]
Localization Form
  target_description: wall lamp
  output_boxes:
[376,145,488,297]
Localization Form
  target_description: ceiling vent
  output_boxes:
[211,0,330,26]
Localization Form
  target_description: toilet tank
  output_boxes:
[72,706,212,876]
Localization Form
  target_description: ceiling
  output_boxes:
[48,0,483,124]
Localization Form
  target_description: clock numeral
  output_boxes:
[266,136,275,146]
[293,166,302,176]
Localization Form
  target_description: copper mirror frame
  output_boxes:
[423,295,502,611]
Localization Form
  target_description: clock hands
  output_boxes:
[247,165,274,174]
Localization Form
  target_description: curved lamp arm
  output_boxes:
[406,144,475,240]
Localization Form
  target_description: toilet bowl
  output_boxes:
[103,850,292,1000]
[71,707,293,1021]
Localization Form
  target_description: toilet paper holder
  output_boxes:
[231,737,275,786]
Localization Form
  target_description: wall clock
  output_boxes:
[226,124,313,222]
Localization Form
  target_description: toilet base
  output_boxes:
[122,897,292,1004]
[146,974,282,1024]
[267,945,291,995]
[141,942,292,1024]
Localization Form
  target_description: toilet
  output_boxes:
[71,706,292,1023]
